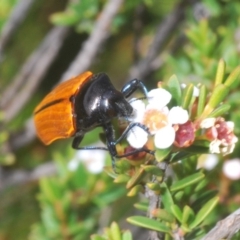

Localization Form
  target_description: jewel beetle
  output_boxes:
[34,71,152,167]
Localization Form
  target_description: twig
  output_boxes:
[132,4,146,63]
[0,26,70,121]
[145,162,170,240]
[0,161,56,193]
[9,118,36,151]
[145,186,161,240]
[128,0,192,80]
[60,0,124,82]
[0,0,36,61]
[201,208,240,240]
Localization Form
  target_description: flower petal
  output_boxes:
[127,126,148,148]
[226,121,234,130]
[68,158,79,171]
[87,156,105,174]
[221,144,236,156]
[200,118,216,128]
[147,88,172,110]
[75,146,106,173]
[193,86,200,97]
[154,126,175,149]
[197,154,218,170]
[168,106,189,124]
[129,98,146,122]
[223,159,240,180]
[209,139,221,154]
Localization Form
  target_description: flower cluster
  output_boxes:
[126,86,237,157]
[200,117,238,156]
[127,88,192,150]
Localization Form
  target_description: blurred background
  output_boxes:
[1,0,240,239]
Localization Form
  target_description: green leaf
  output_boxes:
[147,182,161,191]
[91,235,105,240]
[104,166,118,179]
[127,184,143,197]
[110,222,121,240]
[160,182,174,213]
[167,74,182,105]
[203,84,229,116]
[207,104,231,118]
[152,208,175,223]
[182,145,209,154]
[197,85,207,117]
[127,216,171,233]
[126,168,146,189]
[134,202,148,212]
[39,178,61,202]
[114,174,130,183]
[194,178,208,192]
[215,58,226,85]
[170,204,182,223]
[170,172,205,192]
[181,84,194,109]
[170,151,193,163]
[186,28,202,49]
[115,159,132,172]
[192,190,218,210]
[122,230,133,240]
[224,66,240,89]
[191,140,209,147]
[190,196,219,229]
[50,12,80,26]
[174,191,184,201]
[141,165,163,176]
[155,147,172,162]
[93,186,126,207]
[182,205,195,225]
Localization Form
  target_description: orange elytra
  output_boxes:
[34,71,93,145]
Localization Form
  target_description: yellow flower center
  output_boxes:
[143,109,168,133]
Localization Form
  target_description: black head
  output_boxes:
[84,73,133,121]
[100,89,133,119]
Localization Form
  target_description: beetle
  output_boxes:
[34,71,153,168]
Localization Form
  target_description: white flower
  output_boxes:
[200,118,216,129]
[68,143,106,174]
[200,117,238,156]
[129,98,145,122]
[197,154,219,170]
[209,140,221,154]
[223,159,240,180]
[126,126,149,149]
[127,88,189,149]
[154,125,175,149]
[147,88,172,109]
[168,106,189,125]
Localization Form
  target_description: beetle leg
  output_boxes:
[72,135,108,151]
[121,79,148,98]
[103,121,155,170]
[115,122,150,144]
[72,135,84,149]
[102,122,118,170]
[115,123,155,159]
[117,148,155,158]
